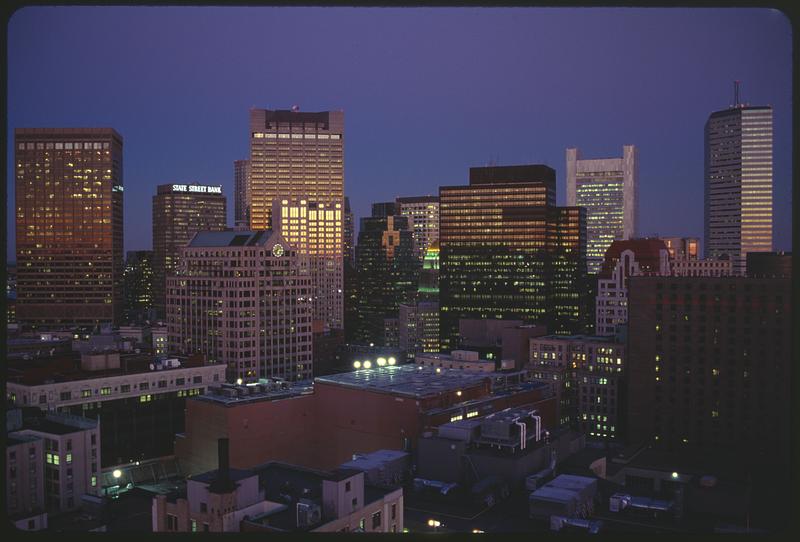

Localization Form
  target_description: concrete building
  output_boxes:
[233,159,250,227]
[151,325,168,357]
[15,128,124,328]
[529,334,626,442]
[440,165,589,350]
[152,183,227,318]
[396,195,439,261]
[415,350,498,373]
[6,431,47,530]
[6,351,226,466]
[248,109,344,332]
[670,256,732,277]
[398,240,441,358]
[626,276,791,473]
[567,146,638,274]
[153,440,403,533]
[8,408,101,514]
[595,238,670,336]
[705,103,773,275]
[174,365,557,476]
[166,230,312,382]
[343,196,355,267]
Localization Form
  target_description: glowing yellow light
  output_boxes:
[377,357,387,366]
[353,361,362,369]
[363,360,372,369]
[388,357,396,366]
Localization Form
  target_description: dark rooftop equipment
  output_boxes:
[208,438,237,494]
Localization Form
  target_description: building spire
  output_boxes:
[733,80,741,108]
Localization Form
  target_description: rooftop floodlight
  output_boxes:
[363,360,372,369]
[236,378,243,385]
[113,469,122,479]
[377,357,387,366]
[457,390,462,397]
[388,356,396,365]
[671,471,679,479]
[353,361,362,369]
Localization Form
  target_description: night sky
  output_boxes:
[6,6,793,260]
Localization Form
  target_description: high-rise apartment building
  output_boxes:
[626,275,790,472]
[439,165,588,351]
[595,239,670,336]
[353,214,418,346]
[15,128,124,328]
[166,230,312,382]
[704,104,773,275]
[123,250,155,324]
[396,195,439,261]
[248,108,344,330]
[152,183,227,318]
[233,159,250,227]
[272,198,343,329]
[399,241,441,357]
[566,146,638,274]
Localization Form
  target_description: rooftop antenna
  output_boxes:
[733,80,741,108]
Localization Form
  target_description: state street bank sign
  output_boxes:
[172,184,222,194]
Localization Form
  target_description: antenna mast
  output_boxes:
[733,80,741,107]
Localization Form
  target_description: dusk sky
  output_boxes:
[6,6,793,260]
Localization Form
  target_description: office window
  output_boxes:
[121,384,131,393]
[200,502,207,513]
[345,481,351,492]
[191,519,197,532]
[372,511,382,529]
[391,503,396,520]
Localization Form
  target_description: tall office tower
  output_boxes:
[166,230,313,382]
[396,195,440,261]
[566,145,638,274]
[248,108,344,331]
[343,196,355,266]
[595,239,670,336]
[233,159,250,227]
[272,198,343,330]
[152,183,227,319]
[15,128,124,328]
[123,250,155,324]
[626,275,790,473]
[399,240,440,357]
[704,102,773,275]
[371,201,396,218]
[353,214,418,346]
[439,165,588,351]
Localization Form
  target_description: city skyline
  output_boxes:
[6,7,793,261]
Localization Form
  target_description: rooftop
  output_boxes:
[191,468,255,486]
[314,364,491,399]
[12,412,97,436]
[189,230,274,247]
[195,380,314,406]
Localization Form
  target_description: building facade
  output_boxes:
[248,109,344,331]
[7,352,226,466]
[272,198,343,330]
[626,276,791,472]
[566,146,638,274]
[234,159,250,227]
[529,334,625,442]
[344,196,355,267]
[15,128,124,328]
[439,165,589,351]
[595,239,670,336]
[123,250,155,324]
[166,230,313,382]
[152,183,227,318]
[395,195,439,261]
[704,105,773,275]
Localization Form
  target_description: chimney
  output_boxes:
[207,437,236,494]
[218,437,230,483]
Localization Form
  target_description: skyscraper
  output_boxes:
[248,108,344,330]
[439,165,588,351]
[704,103,773,275]
[353,213,418,346]
[566,145,638,274]
[15,128,124,328]
[272,198,343,329]
[123,250,155,324]
[233,159,250,227]
[166,230,313,382]
[152,183,227,319]
[343,196,355,267]
[396,195,440,261]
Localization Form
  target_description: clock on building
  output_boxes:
[272,243,285,258]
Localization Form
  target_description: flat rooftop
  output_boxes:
[194,381,314,406]
[13,414,97,436]
[6,353,210,387]
[314,364,491,399]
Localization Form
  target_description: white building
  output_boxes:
[567,146,638,274]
